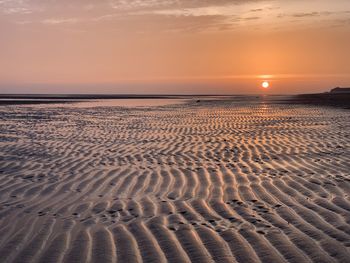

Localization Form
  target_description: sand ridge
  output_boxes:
[0,98,349,262]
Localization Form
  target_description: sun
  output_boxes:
[262,81,269,89]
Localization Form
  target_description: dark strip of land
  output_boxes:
[1,93,349,108]
[0,94,230,100]
[0,94,259,106]
[291,93,350,109]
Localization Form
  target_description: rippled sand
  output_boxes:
[0,97,349,263]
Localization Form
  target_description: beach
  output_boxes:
[0,96,349,263]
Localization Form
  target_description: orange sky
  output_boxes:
[1,0,350,94]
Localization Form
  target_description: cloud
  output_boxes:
[0,0,33,14]
[108,0,256,10]
[42,18,78,25]
[1,0,350,32]
[292,12,319,18]
[3,7,32,14]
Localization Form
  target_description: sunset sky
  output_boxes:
[1,0,350,94]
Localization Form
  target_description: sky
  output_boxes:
[1,0,350,94]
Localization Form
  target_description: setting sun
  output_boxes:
[262,81,270,89]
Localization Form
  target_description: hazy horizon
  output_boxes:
[1,0,350,94]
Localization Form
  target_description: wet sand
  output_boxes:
[0,97,349,262]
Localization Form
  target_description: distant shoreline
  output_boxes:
[0,93,349,109]
[0,94,275,106]
[0,94,245,99]
[0,94,198,106]
[291,93,350,109]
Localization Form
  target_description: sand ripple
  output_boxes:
[0,98,349,262]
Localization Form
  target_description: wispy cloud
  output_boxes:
[292,12,320,18]
[42,18,79,25]
[1,0,350,31]
[0,0,37,14]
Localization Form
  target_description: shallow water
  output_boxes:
[0,98,188,108]
[71,98,187,108]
